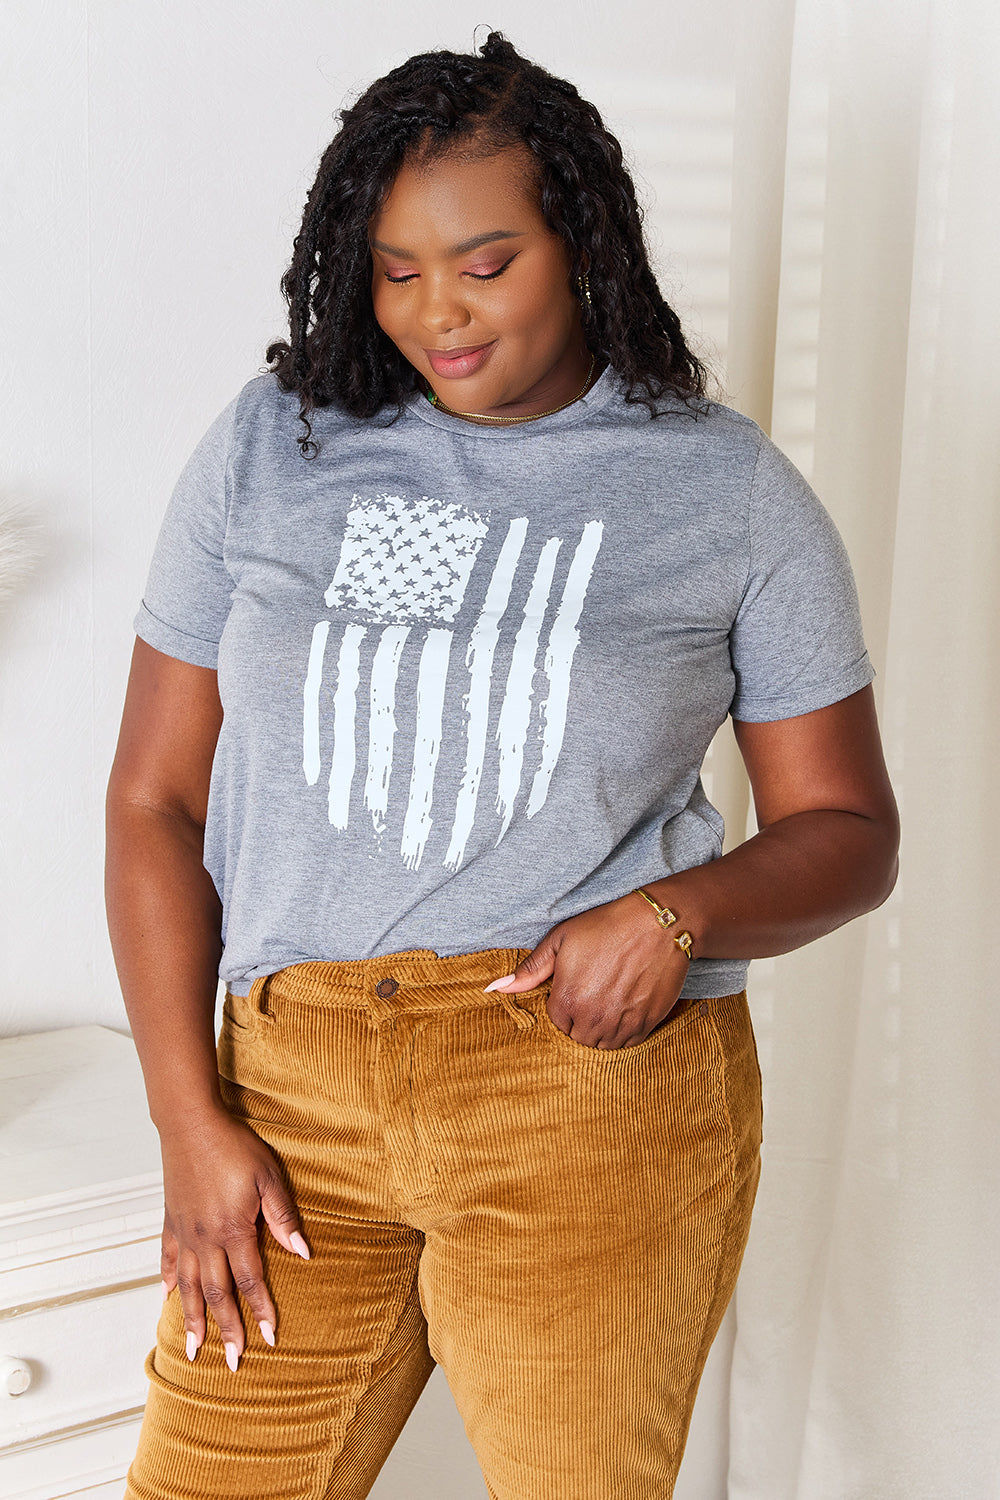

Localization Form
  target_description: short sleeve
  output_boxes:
[728,435,875,722]
[134,398,239,668]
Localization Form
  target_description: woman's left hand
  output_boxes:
[486,894,689,1049]
[488,693,900,1049]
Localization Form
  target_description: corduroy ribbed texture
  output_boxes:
[127,949,762,1500]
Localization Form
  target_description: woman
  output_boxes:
[107,33,899,1500]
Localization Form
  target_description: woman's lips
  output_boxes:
[425,342,495,379]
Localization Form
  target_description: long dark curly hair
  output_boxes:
[266,32,708,454]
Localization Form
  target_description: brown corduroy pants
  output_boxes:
[128,949,762,1500]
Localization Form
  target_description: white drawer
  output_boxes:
[60,1483,131,1500]
[0,1409,143,1499]
[0,1029,165,1499]
[0,1279,160,1450]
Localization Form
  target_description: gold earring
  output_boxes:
[577,272,592,308]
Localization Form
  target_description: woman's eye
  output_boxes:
[466,256,516,282]
[381,253,516,286]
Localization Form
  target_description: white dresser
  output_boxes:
[0,1027,163,1500]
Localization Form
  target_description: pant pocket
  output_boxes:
[532,985,707,1063]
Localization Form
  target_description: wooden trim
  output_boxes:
[0,1275,160,1323]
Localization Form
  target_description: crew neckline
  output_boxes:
[404,363,621,437]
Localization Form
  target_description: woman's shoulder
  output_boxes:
[224,372,380,460]
[602,383,829,530]
[227,371,315,432]
[606,376,765,447]
[601,382,773,486]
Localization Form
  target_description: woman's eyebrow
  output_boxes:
[370,229,524,257]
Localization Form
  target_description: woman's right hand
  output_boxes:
[158,1107,310,1371]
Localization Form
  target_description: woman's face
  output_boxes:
[370,146,591,420]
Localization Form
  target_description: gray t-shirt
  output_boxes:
[136,367,873,998]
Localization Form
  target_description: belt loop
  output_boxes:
[497,991,536,1031]
[253,973,275,1021]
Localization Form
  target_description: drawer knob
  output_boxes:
[1,1356,32,1396]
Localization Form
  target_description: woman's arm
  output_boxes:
[488,686,899,1047]
[106,639,308,1369]
[106,641,227,1124]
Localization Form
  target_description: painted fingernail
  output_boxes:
[225,1342,239,1373]
[484,975,515,992]
[185,1331,198,1362]
[259,1320,275,1347]
[289,1231,311,1261]
[161,1280,171,1303]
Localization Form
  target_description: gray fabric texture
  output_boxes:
[135,367,873,998]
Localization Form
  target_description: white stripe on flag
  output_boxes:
[328,624,366,829]
[364,625,410,835]
[400,628,454,870]
[495,536,562,841]
[445,518,529,871]
[527,520,604,817]
[302,621,330,786]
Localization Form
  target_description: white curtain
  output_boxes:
[680,2,1000,1496]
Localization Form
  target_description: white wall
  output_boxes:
[1,0,743,1037]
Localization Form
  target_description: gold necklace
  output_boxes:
[426,354,597,426]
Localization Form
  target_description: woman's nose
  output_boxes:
[417,279,472,335]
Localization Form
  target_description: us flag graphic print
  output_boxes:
[301,492,603,872]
